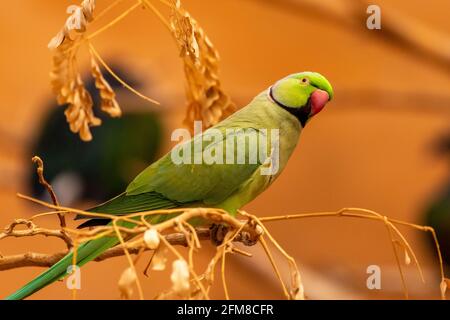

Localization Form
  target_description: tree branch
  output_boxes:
[0,219,73,249]
[0,226,256,271]
[32,156,66,229]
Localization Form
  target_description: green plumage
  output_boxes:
[6,72,333,300]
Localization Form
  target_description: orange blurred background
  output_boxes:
[0,0,449,299]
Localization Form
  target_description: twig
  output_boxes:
[141,0,172,32]
[88,43,160,105]
[0,227,250,271]
[112,220,144,300]
[260,208,445,299]
[93,0,128,22]
[86,0,142,41]
[31,157,66,229]
[384,217,409,299]
[242,211,306,300]
[160,234,209,299]
[71,240,78,300]
[0,252,68,270]
[259,235,290,299]
[221,245,230,300]
[0,219,72,250]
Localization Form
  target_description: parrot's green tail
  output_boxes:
[5,236,119,300]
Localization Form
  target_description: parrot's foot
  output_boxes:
[209,223,229,246]
[209,223,261,246]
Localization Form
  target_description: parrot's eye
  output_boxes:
[300,78,309,85]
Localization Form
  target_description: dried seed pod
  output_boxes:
[169,1,236,132]
[170,259,190,294]
[48,0,122,142]
[440,278,450,298]
[152,246,168,271]
[255,225,264,236]
[118,267,137,299]
[144,229,160,250]
[404,249,411,266]
[91,57,122,118]
[291,270,305,300]
[48,0,95,50]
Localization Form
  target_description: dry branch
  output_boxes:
[31,156,66,229]
[167,0,236,131]
[0,219,72,250]
[0,227,253,271]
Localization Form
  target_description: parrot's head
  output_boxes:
[269,72,333,127]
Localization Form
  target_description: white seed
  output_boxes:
[293,284,305,300]
[118,267,137,299]
[255,225,264,235]
[440,279,449,298]
[404,249,411,266]
[144,229,160,249]
[292,270,305,300]
[171,259,190,294]
[152,246,168,271]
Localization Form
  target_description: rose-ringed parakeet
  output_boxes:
[6,72,333,300]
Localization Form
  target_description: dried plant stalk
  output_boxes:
[169,0,236,131]
[49,0,107,141]
[90,56,122,117]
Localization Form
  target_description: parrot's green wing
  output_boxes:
[127,127,265,203]
[88,192,179,215]
[75,191,180,228]
[76,126,267,226]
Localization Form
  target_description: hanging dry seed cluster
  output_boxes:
[48,0,121,141]
[90,57,122,117]
[169,0,236,131]
[48,0,235,141]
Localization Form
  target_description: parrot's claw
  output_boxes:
[209,223,229,246]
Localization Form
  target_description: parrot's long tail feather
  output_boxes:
[5,236,119,300]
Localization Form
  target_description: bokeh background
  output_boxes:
[0,0,449,299]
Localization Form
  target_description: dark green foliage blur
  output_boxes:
[29,66,163,202]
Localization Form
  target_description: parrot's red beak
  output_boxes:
[310,89,329,116]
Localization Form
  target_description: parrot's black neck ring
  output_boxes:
[269,86,311,128]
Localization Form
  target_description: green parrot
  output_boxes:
[6,72,333,300]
